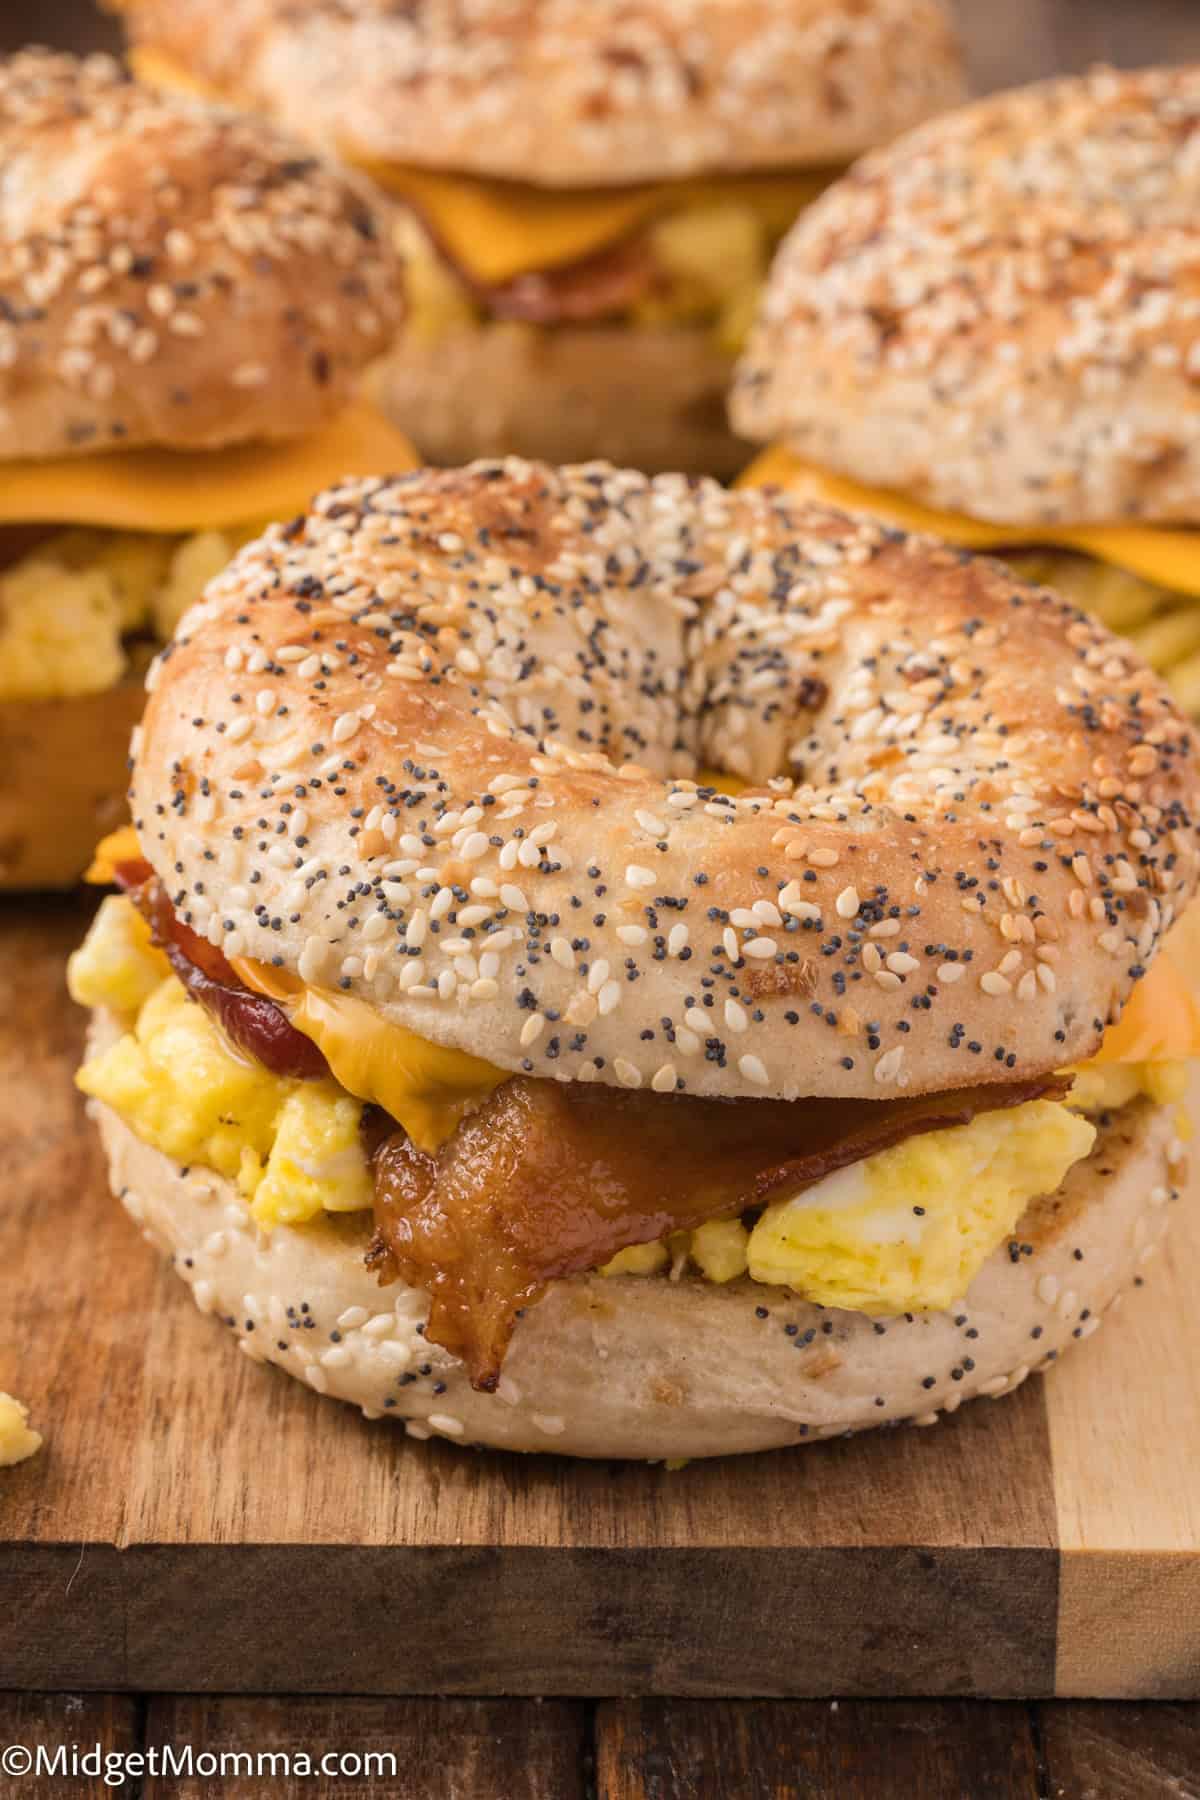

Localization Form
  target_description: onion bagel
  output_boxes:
[71,462,1200,1458]
[0,49,413,889]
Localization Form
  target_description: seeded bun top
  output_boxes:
[112,0,967,186]
[132,461,1200,1103]
[732,66,1200,526]
[0,49,401,461]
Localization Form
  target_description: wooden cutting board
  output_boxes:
[1,898,1198,1700]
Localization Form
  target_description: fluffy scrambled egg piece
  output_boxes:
[0,524,254,702]
[1067,1059,1187,1114]
[71,903,372,1228]
[67,894,169,1015]
[0,1392,42,1468]
[745,1102,1094,1313]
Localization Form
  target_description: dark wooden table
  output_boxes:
[2,1693,1200,1796]
[6,2,1200,1794]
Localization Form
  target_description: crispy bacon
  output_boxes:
[123,869,328,1080]
[368,1070,1068,1391]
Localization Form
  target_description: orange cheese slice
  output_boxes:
[1089,948,1200,1066]
[0,403,417,535]
[739,447,1200,601]
[230,958,507,1153]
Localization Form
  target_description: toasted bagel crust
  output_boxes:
[131,464,1200,1100]
[112,0,966,185]
[87,1045,1183,1458]
[732,66,1200,525]
[375,321,748,478]
[0,49,400,459]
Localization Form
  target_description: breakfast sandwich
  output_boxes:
[731,65,1200,719]
[70,460,1200,1459]
[109,0,966,478]
[0,49,414,887]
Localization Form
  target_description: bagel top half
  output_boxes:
[0,48,400,460]
[110,0,967,186]
[731,65,1200,528]
[132,460,1200,1105]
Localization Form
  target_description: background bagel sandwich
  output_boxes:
[68,462,1200,1458]
[0,48,415,888]
[109,0,967,478]
[731,65,1200,721]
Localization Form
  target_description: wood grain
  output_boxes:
[141,1697,587,1799]
[7,1690,1200,1799]
[0,1693,140,1799]
[1047,1154,1200,1697]
[595,1699,1042,1800]
[1038,1701,1200,1800]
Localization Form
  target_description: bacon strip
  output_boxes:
[368,1070,1068,1391]
[122,869,328,1080]
[478,236,659,324]
[404,192,661,325]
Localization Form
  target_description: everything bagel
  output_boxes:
[134,462,1198,1096]
[71,461,1200,1456]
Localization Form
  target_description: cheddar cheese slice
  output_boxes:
[0,403,417,535]
[739,447,1200,601]
[1090,948,1200,1067]
[230,958,507,1153]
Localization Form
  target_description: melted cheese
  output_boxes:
[130,47,833,286]
[1086,949,1200,1066]
[87,826,145,885]
[230,958,507,1153]
[739,448,1200,600]
[367,163,834,286]
[0,403,417,534]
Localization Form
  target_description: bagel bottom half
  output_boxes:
[85,1010,1184,1459]
[0,682,142,889]
[373,321,749,480]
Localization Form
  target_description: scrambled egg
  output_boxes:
[70,900,372,1228]
[744,1102,1094,1313]
[0,524,255,702]
[70,895,1183,1314]
[1066,1058,1187,1114]
[0,1392,42,1468]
